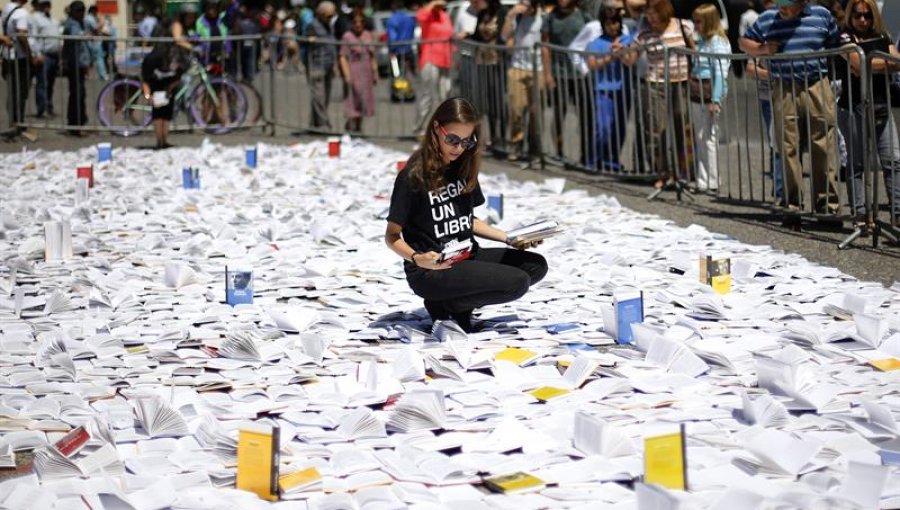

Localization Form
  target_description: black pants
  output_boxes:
[4,58,30,128]
[66,67,87,127]
[405,247,548,315]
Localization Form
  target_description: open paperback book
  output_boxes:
[505,219,564,245]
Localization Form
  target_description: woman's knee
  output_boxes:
[523,252,548,285]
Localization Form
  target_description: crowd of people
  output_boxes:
[2,0,899,225]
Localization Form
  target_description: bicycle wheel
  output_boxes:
[97,78,152,136]
[189,78,248,134]
[239,81,263,127]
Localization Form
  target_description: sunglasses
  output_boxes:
[438,124,478,150]
[853,11,873,20]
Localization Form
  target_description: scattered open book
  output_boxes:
[484,471,545,494]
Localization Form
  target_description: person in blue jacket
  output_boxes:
[586,7,636,171]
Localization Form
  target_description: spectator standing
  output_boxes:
[386,0,416,77]
[454,0,485,100]
[237,5,261,82]
[340,12,377,132]
[743,0,782,203]
[305,0,338,129]
[141,20,189,150]
[635,0,692,188]
[472,0,507,154]
[541,0,595,167]
[136,6,158,39]
[61,0,90,136]
[196,0,231,67]
[586,7,636,171]
[741,0,841,213]
[102,14,116,75]
[2,0,38,140]
[84,5,106,80]
[29,0,58,119]
[689,3,730,192]
[837,0,900,229]
[414,0,453,137]
[501,0,542,161]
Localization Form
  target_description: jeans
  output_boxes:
[35,52,58,116]
[760,98,784,204]
[405,246,547,314]
[595,89,628,171]
[838,105,900,220]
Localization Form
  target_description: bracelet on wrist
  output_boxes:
[410,251,421,265]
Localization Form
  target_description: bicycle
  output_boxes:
[96,56,248,136]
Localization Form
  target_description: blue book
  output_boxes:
[487,193,503,220]
[546,322,581,335]
[226,266,253,306]
[614,291,643,345]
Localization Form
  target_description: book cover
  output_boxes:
[236,423,280,501]
[643,424,687,490]
[278,466,322,493]
[226,266,254,306]
[546,322,581,335]
[487,193,504,220]
[700,254,731,295]
[484,471,545,494]
[869,358,900,371]
[54,425,90,457]
[76,164,94,188]
[495,347,538,367]
[182,167,200,189]
[438,239,472,264]
[527,386,571,402]
[614,291,643,345]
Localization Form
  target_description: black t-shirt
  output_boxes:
[837,32,892,108]
[387,157,485,257]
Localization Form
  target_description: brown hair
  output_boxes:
[407,97,482,193]
[693,3,725,39]
[646,0,674,26]
[843,0,886,37]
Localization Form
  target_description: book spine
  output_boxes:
[271,425,280,498]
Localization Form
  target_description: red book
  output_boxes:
[76,164,94,188]
[54,425,90,457]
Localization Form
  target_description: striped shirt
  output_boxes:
[743,4,840,81]
[638,19,693,83]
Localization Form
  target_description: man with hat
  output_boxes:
[30,0,59,119]
[740,0,842,214]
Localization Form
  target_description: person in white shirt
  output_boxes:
[29,0,58,118]
[2,0,39,140]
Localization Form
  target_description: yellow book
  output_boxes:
[484,471,545,494]
[527,386,571,402]
[278,467,322,494]
[236,423,280,501]
[495,347,539,366]
[870,358,900,371]
[700,254,731,295]
[644,426,687,490]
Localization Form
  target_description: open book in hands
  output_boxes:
[505,219,563,246]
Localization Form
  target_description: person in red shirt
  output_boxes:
[414,0,454,137]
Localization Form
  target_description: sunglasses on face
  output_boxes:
[438,124,478,150]
[853,11,873,20]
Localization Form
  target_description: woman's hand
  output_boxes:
[412,251,452,270]
[508,239,543,250]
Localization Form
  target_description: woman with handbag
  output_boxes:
[689,3,730,193]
